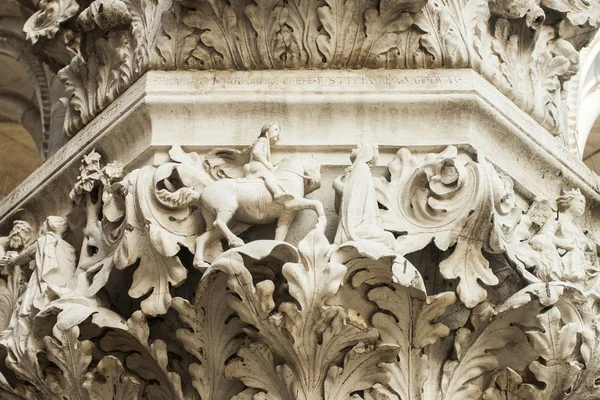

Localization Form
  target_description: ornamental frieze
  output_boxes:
[22,0,600,136]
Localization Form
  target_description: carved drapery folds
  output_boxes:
[0,139,599,398]
[22,0,600,137]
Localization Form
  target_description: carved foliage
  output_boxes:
[104,167,192,317]
[376,146,522,308]
[23,0,80,44]
[25,0,600,137]
[371,288,456,399]
[84,356,141,400]
[212,230,398,399]
[415,0,490,68]
[172,270,246,399]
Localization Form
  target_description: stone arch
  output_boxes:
[0,1,64,200]
[0,13,52,159]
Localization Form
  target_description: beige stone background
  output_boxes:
[0,121,40,200]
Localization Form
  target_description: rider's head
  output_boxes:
[260,122,280,144]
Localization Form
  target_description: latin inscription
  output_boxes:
[156,74,463,88]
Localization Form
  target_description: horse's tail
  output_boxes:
[153,163,207,209]
[155,187,200,209]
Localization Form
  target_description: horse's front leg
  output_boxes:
[194,229,221,271]
[214,210,245,248]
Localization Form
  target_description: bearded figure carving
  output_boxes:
[0,220,36,333]
[0,220,36,271]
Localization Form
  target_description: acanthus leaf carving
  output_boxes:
[323,342,399,399]
[213,228,398,399]
[23,0,80,45]
[541,0,600,27]
[99,311,186,399]
[113,221,188,317]
[530,26,572,132]
[482,368,539,400]
[155,3,199,69]
[172,269,246,399]
[370,288,456,399]
[181,0,247,70]
[245,0,292,69]
[84,356,141,400]
[42,325,94,400]
[525,306,583,399]
[281,0,324,67]
[414,0,490,68]
[316,0,424,69]
[316,0,370,68]
[2,319,56,400]
[440,284,564,400]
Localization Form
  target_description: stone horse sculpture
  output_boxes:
[193,154,325,268]
[153,149,325,269]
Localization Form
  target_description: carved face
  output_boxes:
[267,124,280,144]
[568,195,586,217]
[8,222,33,250]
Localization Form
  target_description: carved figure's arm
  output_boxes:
[9,242,37,267]
[332,172,347,215]
[332,174,345,196]
[251,140,274,171]
[537,217,575,251]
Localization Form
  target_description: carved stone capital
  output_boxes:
[2,3,600,397]
[22,0,600,137]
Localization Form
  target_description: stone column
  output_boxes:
[0,0,599,399]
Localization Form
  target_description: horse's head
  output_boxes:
[301,155,321,194]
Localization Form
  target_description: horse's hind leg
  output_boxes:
[280,198,327,233]
[193,209,221,270]
[214,210,245,248]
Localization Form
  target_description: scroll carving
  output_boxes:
[375,146,522,308]
[0,140,599,399]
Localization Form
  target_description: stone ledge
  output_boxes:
[2,69,599,230]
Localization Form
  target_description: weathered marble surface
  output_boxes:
[2,70,599,234]
[20,0,600,138]
[1,0,600,398]
[1,135,600,399]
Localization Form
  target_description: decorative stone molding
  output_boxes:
[22,0,600,137]
[1,131,600,398]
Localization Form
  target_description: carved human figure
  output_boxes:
[333,143,425,291]
[155,123,326,269]
[529,189,596,285]
[333,142,397,248]
[243,122,293,203]
[0,220,36,272]
[20,216,77,315]
[0,220,35,332]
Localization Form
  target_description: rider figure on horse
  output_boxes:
[244,122,293,203]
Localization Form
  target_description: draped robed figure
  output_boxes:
[333,142,396,249]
